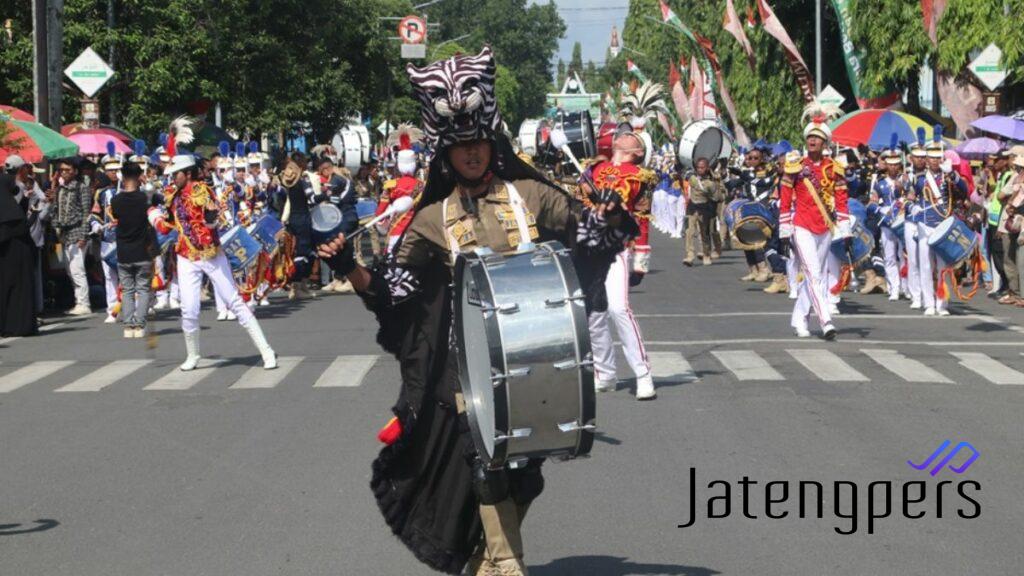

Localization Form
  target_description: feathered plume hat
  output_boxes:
[165,115,194,158]
[618,81,668,131]
[801,97,843,141]
[926,124,945,158]
[911,127,928,158]
[129,139,149,167]
[246,141,263,165]
[233,142,247,169]
[101,141,123,171]
[387,123,425,176]
[884,133,902,164]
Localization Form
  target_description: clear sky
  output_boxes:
[534,0,628,67]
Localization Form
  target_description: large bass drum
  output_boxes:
[556,110,597,164]
[677,120,733,170]
[517,118,551,158]
[455,241,595,469]
[332,124,371,172]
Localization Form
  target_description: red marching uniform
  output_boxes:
[376,174,422,246]
[778,156,850,235]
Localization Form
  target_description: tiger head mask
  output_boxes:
[407,46,500,149]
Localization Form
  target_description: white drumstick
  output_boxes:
[549,128,585,174]
[347,195,414,240]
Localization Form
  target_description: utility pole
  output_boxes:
[815,0,822,95]
[107,0,116,126]
[32,0,49,126]
[46,0,64,130]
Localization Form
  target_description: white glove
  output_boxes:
[941,159,953,174]
[836,219,853,239]
[779,222,794,239]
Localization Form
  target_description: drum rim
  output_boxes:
[454,251,511,468]
[543,241,596,459]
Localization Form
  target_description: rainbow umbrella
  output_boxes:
[1,113,79,164]
[830,109,938,150]
[67,130,132,155]
[0,105,35,121]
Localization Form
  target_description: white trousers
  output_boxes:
[64,242,90,308]
[790,227,833,330]
[177,251,254,333]
[826,251,841,304]
[588,249,650,382]
[786,251,799,293]
[904,224,922,303]
[916,223,947,311]
[880,227,903,298]
[100,241,119,314]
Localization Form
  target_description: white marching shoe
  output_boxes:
[635,373,656,400]
[104,314,117,324]
[180,330,202,371]
[910,301,922,310]
[794,326,811,338]
[822,323,837,341]
[595,378,616,393]
[216,310,229,321]
[244,321,277,369]
[924,307,936,316]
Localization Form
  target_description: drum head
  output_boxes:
[677,120,733,170]
[310,203,342,233]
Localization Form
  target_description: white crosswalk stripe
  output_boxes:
[861,349,953,383]
[951,352,1024,385]
[0,361,75,393]
[787,349,868,382]
[711,350,784,381]
[649,351,697,382]
[143,359,227,390]
[55,359,154,392]
[313,355,378,387]
[230,357,303,389]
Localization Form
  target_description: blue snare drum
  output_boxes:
[724,199,746,231]
[831,221,875,267]
[927,217,978,267]
[220,225,261,272]
[311,203,344,245]
[101,242,118,269]
[847,198,868,227]
[890,212,906,239]
[728,199,773,248]
[356,198,378,221]
[249,214,284,253]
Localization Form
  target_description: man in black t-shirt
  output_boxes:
[110,162,154,338]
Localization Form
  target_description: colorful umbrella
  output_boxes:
[829,109,940,150]
[970,115,1024,140]
[954,137,1004,159]
[1,113,79,164]
[61,123,134,144]
[0,105,36,121]
[67,131,132,155]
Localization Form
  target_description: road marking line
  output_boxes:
[143,359,227,390]
[648,351,697,382]
[951,352,1024,385]
[862,349,953,383]
[0,361,75,393]
[313,355,378,387]
[0,322,67,345]
[647,339,1024,347]
[55,359,153,392]
[787,349,868,382]
[230,357,303,389]
[635,312,1001,321]
[711,351,783,381]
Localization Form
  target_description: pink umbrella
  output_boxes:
[67,131,132,155]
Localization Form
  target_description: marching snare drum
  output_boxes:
[830,221,875,267]
[677,120,733,170]
[726,199,773,249]
[220,225,261,272]
[101,242,118,269]
[455,241,595,469]
[311,203,344,245]
[556,110,597,164]
[356,197,379,222]
[248,214,284,253]
[156,229,179,254]
[928,217,978,267]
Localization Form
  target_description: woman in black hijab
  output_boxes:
[0,173,37,337]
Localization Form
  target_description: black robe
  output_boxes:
[0,175,37,337]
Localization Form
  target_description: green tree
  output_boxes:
[569,41,583,75]
[849,0,931,112]
[557,59,566,90]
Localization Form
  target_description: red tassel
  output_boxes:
[830,266,851,296]
[167,134,177,158]
[399,133,411,151]
[377,416,402,445]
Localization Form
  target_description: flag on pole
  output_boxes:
[668,59,690,126]
[756,0,815,103]
[724,0,756,71]
[626,60,648,83]
[694,32,750,145]
[746,6,757,27]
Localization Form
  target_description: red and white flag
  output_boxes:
[757,0,815,103]
[724,0,756,71]
[695,32,749,145]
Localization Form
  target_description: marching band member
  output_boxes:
[903,129,929,306]
[377,124,425,254]
[726,145,774,282]
[313,156,359,293]
[318,47,637,576]
[91,146,123,323]
[684,157,727,266]
[163,146,277,371]
[779,105,850,340]
[582,125,655,400]
[871,138,906,301]
[281,152,317,300]
[912,127,968,316]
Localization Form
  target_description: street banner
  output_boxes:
[921,0,980,136]
[829,0,901,109]
[724,0,756,71]
[627,60,649,83]
[756,0,815,103]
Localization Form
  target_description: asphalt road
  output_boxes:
[2,230,1023,576]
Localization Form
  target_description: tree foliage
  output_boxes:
[849,0,931,105]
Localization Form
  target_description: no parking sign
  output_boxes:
[398,15,427,45]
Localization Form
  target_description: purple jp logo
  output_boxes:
[908,440,980,477]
